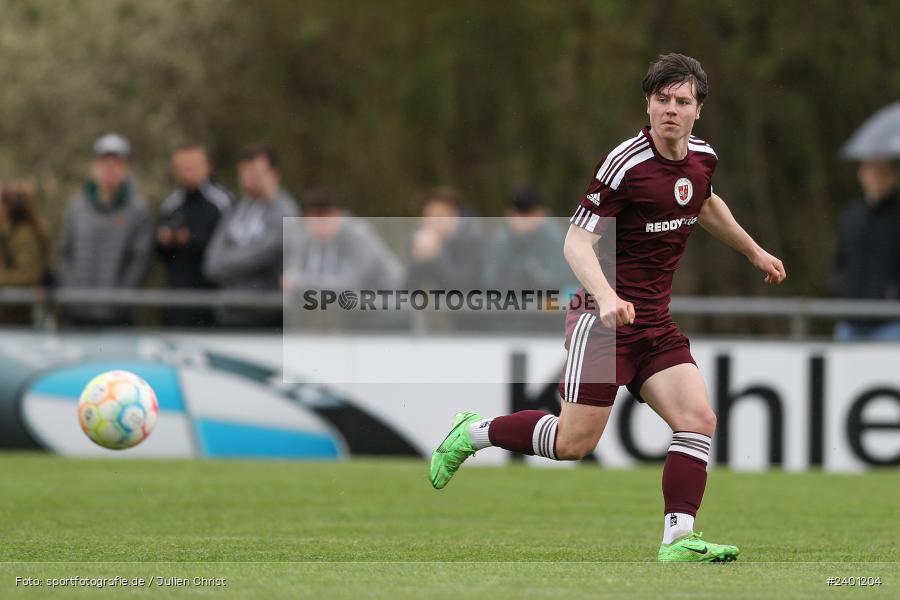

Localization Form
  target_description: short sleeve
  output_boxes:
[570,159,630,234]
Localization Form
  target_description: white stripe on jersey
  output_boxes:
[609,147,654,189]
[595,132,644,182]
[570,206,588,228]
[569,207,601,233]
[688,143,717,156]
[601,141,650,186]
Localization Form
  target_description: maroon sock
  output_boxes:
[662,451,708,517]
[487,410,557,457]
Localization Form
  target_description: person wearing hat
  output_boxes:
[482,185,573,324]
[57,133,154,326]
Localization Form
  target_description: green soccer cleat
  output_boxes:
[657,531,740,563]
[429,411,482,489]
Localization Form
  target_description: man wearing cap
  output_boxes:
[57,133,154,326]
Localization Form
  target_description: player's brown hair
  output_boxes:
[642,53,708,104]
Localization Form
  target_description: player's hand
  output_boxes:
[598,296,635,328]
[750,249,786,284]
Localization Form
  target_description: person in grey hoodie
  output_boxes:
[284,188,404,293]
[57,133,154,326]
[283,188,404,329]
[204,146,298,328]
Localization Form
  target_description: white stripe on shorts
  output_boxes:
[563,313,596,403]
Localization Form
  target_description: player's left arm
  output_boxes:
[698,192,787,284]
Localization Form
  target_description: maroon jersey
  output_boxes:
[569,126,717,326]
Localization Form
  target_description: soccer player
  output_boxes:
[428,53,786,562]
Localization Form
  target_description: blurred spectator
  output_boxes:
[157,143,231,327]
[482,185,571,291]
[284,188,403,292]
[0,181,49,287]
[204,146,298,328]
[828,159,900,340]
[406,186,483,291]
[57,133,153,326]
[0,181,50,324]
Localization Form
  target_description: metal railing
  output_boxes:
[1,287,898,338]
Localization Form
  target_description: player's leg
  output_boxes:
[640,363,714,538]
[428,403,611,489]
[429,311,616,489]
[639,362,738,562]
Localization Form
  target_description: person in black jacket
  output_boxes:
[828,159,900,340]
[157,143,231,327]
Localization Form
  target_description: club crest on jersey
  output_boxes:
[674,178,693,206]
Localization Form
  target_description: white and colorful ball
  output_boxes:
[77,370,158,449]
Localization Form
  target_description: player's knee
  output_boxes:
[691,408,717,435]
[555,435,597,460]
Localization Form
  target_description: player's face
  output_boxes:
[646,80,702,142]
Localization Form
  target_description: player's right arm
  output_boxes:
[563,224,634,327]
[565,142,640,327]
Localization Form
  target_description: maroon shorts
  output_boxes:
[556,310,696,407]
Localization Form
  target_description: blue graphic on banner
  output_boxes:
[29,361,185,411]
[195,419,341,459]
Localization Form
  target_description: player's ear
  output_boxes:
[646,96,651,116]
[696,103,703,120]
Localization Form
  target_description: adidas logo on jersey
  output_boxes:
[586,192,601,205]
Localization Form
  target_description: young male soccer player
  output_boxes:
[429,53,787,562]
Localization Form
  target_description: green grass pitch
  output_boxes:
[0,454,897,598]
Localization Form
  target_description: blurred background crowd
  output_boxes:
[2,0,900,337]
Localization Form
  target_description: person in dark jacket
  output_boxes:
[828,159,900,340]
[157,143,231,327]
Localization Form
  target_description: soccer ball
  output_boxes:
[77,370,158,450]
